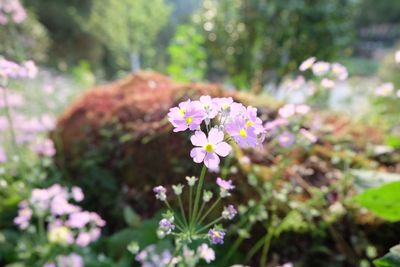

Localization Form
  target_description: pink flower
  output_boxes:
[278,104,296,118]
[312,61,330,76]
[226,117,258,148]
[71,187,84,202]
[168,100,204,132]
[57,253,83,267]
[0,146,6,163]
[51,195,80,215]
[89,227,101,241]
[90,212,106,227]
[331,63,348,80]
[67,212,91,228]
[75,232,91,247]
[278,131,295,147]
[321,78,335,88]
[300,128,317,143]
[190,128,231,169]
[295,104,310,115]
[213,97,234,114]
[216,177,235,191]
[14,207,32,229]
[199,95,218,120]
[32,138,55,157]
[375,83,394,96]
[299,57,316,71]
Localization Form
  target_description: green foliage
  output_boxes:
[167,24,207,82]
[354,181,400,222]
[0,11,49,62]
[88,0,172,71]
[374,245,400,267]
[198,0,358,88]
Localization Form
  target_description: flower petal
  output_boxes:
[208,128,224,144]
[215,142,231,157]
[204,153,220,169]
[191,131,207,146]
[190,147,206,163]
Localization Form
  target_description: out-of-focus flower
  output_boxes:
[0,0,26,24]
[57,253,84,267]
[43,263,56,267]
[395,50,400,64]
[222,205,237,220]
[75,232,91,247]
[278,104,296,118]
[66,211,91,228]
[278,131,295,147]
[375,82,394,96]
[0,146,6,163]
[216,177,234,198]
[190,128,231,169]
[14,206,32,229]
[208,228,225,244]
[48,226,74,245]
[300,128,317,143]
[277,263,294,267]
[321,78,335,88]
[153,186,167,201]
[186,176,198,186]
[32,138,55,157]
[312,61,330,76]
[198,243,215,263]
[299,57,316,71]
[295,104,310,115]
[71,187,84,202]
[331,63,348,80]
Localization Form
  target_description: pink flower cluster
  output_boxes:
[43,253,83,267]
[0,0,26,25]
[0,58,37,79]
[168,96,265,169]
[265,104,317,148]
[14,184,105,248]
[299,57,348,90]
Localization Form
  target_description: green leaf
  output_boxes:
[123,206,141,228]
[354,181,400,222]
[374,245,400,267]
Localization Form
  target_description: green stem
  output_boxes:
[195,201,206,223]
[197,216,223,233]
[38,216,45,242]
[189,186,193,223]
[190,165,207,229]
[259,227,274,267]
[1,83,19,155]
[198,197,221,225]
[224,235,245,263]
[164,200,185,230]
[178,195,188,227]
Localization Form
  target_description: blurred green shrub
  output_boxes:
[167,24,207,82]
[0,11,49,62]
[196,0,358,88]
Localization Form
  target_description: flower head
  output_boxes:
[222,205,237,220]
[299,57,316,71]
[312,61,330,76]
[198,243,215,263]
[186,176,198,187]
[159,217,175,235]
[226,117,258,148]
[216,177,234,198]
[278,131,295,147]
[153,186,167,201]
[208,228,225,245]
[190,128,231,170]
[168,100,204,132]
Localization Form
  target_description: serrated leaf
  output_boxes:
[354,181,400,222]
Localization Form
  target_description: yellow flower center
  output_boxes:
[204,143,214,153]
[179,108,186,116]
[222,103,230,110]
[246,120,254,127]
[239,128,247,138]
[185,116,193,125]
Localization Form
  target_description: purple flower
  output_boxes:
[190,128,231,170]
[278,131,295,147]
[222,205,237,220]
[278,104,296,118]
[213,97,234,114]
[168,100,204,132]
[159,218,175,234]
[226,117,258,148]
[32,138,55,157]
[89,227,101,241]
[50,195,80,215]
[244,106,265,134]
[198,243,215,263]
[208,228,225,245]
[153,186,167,201]
[295,104,310,115]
